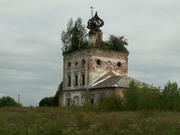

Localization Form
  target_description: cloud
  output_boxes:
[0,93,5,98]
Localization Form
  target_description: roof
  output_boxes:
[90,75,155,89]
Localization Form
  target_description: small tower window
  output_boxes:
[117,62,122,67]
[96,59,101,65]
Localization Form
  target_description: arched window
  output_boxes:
[73,96,79,105]
[81,95,85,103]
[90,94,95,105]
[67,73,71,87]
[65,93,71,106]
[75,61,78,66]
[66,98,70,106]
[81,73,85,86]
[74,73,78,86]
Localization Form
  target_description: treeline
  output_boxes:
[99,81,180,111]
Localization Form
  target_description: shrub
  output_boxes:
[0,96,19,107]
[98,97,122,111]
[160,81,180,111]
[39,82,63,107]
[123,81,160,111]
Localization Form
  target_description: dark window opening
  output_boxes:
[100,98,104,102]
[68,76,71,87]
[67,98,70,106]
[82,74,85,86]
[75,61,78,66]
[68,62,71,68]
[117,62,122,67]
[75,75,78,86]
[91,98,94,105]
[96,59,101,65]
[81,59,86,66]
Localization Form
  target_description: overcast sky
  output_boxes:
[0,0,180,106]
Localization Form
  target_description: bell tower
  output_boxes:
[87,11,104,46]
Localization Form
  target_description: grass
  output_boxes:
[0,107,180,135]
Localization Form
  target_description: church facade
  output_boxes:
[60,12,154,106]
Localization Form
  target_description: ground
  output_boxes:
[0,107,180,135]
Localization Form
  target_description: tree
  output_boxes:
[123,81,160,111]
[61,17,129,54]
[123,81,138,110]
[53,82,63,106]
[39,82,63,107]
[108,35,128,53]
[0,96,19,107]
[136,86,160,110]
[61,18,87,54]
[161,81,180,111]
[39,97,54,107]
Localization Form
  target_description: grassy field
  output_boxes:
[0,107,180,135]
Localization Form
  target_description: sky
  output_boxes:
[0,0,180,106]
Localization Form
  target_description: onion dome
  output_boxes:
[87,12,104,34]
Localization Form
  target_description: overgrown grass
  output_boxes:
[1,107,180,135]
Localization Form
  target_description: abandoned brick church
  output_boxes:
[60,12,154,106]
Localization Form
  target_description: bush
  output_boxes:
[98,97,122,111]
[39,82,63,107]
[123,81,160,111]
[122,81,180,111]
[39,97,54,107]
[160,81,180,111]
[0,96,19,107]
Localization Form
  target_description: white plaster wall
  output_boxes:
[62,91,83,106]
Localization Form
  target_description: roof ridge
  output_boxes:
[90,75,112,88]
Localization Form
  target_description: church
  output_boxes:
[60,12,154,106]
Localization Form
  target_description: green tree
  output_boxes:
[61,18,87,54]
[123,81,139,110]
[123,81,160,111]
[108,35,128,53]
[161,81,180,111]
[98,97,122,111]
[0,96,19,107]
[39,82,63,107]
[136,87,160,110]
[53,82,63,106]
[39,97,54,107]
